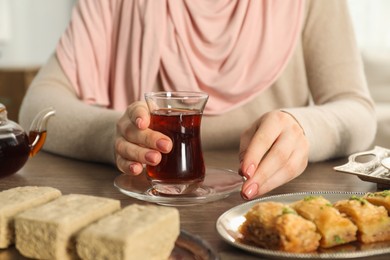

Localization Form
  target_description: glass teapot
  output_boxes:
[0,103,55,177]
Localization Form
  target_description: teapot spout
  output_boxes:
[29,107,56,157]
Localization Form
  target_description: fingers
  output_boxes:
[126,102,150,130]
[115,102,173,175]
[115,136,161,164]
[241,149,307,199]
[239,111,309,200]
[119,102,172,152]
[116,156,143,175]
[239,111,284,179]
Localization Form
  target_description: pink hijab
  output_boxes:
[57,0,304,115]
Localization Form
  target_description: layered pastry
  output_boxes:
[239,201,320,253]
[291,196,358,248]
[364,190,390,212]
[334,196,390,243]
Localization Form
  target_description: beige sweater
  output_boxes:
[19,0,376,165]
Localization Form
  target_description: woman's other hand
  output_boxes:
[239,110,309,200]
[115,101,172,175]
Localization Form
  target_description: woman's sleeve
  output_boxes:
[19,0,123,164]
[19,54,120,164]
[283,0,377,162]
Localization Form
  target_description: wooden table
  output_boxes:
[1,149,389,259]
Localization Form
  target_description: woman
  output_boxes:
[19,0,376,200]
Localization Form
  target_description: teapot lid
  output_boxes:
[0,103,7,124]
[0,103,25,139]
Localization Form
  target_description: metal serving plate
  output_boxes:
[216,191,390,259]
[334,146,390,186]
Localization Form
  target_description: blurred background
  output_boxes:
[348,0,390,147]
[0,0,75,120]
[0,0,389,138]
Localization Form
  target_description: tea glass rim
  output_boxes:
[144,91,209,100]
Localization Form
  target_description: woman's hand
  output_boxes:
[115,101,172,175]
[239,110,309,200]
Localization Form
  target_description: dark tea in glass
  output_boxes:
[145,92,208,195]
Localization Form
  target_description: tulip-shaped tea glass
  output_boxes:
[145,91,209,195]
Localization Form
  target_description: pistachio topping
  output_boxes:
[333,235,345,244]
[282,207,297,215]
[366,190,390,198]
[349,195,367,205]
[376,190,390,197]
[303,195,319,201]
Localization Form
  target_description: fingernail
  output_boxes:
[129,163,142,174]
[245,164,256,179]
[145,151,159,164]
[156,139,171,152]
[242,183,259,200]
[136,117,142,128]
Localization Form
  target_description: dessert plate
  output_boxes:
[172,230,217,259]
[216,191,390,259]
[114,167,243,206]
[4,230,217,259]
[334,146,390,187]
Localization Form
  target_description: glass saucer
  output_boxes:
[114,167,243,206]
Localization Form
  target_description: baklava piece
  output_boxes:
[364,190,390,212]
[291,196,357,248]
[239,201,320,253]
[334,196,390,243]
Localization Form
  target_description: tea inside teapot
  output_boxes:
[0,104,55,177]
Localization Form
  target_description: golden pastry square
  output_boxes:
[334,196,390,244]
[239,201,320,253]
[364,190,390,212]
[291,196,358,248]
